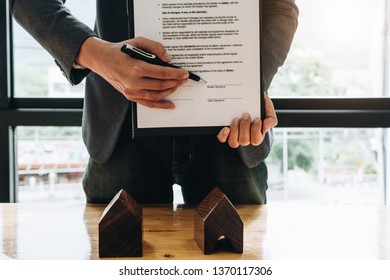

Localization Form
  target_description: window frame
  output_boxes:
[1,0,390,203]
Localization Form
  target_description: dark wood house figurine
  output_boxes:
[194,187,243,254]
[99,189,143,258]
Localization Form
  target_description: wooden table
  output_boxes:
[0,202,389,260]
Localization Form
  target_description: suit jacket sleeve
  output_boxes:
[262,0,299,91]
[10,0,97,85]
[238,0,298,168]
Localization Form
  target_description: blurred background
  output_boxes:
[9,0,390,205]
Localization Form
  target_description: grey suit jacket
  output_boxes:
[11,0,298,167]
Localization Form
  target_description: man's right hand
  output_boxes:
[75,36,189,109]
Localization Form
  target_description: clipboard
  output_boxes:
[129,0,264,137]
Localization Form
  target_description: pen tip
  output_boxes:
[199,78,207,84]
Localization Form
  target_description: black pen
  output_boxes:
[121,44,207,83]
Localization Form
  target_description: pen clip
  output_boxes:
[124,44,156,60]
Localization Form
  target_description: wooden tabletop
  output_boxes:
[0,202,389,260]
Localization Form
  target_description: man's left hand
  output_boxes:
[216,93,278,148]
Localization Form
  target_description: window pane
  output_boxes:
[13,0,96,97]
[16,126,387,204]
[267,128,385,204]
[387,129,390,204]
[17,127,88,202]
[13,0,386,98]
[270,0,386,97]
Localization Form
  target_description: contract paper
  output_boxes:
[133,0,261,132]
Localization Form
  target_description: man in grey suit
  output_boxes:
[11,0,298,204]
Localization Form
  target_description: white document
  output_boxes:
[133,0,261,129]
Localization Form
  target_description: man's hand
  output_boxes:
[217,93,278,148]
[75,36,189,109]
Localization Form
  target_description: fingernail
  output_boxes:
[253,117,260,124]
[181,79,188,85]
[242,113,250,120]
[233,118,240,126]
[183,72,189,79]
[163,52,172,61]
[167,102,175,109]
[223,127,230,135]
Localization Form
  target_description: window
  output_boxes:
[1,0,390,204]
[265,0,389,205]
[16,127,88,202]
[270,0,386,98]
[12,0,96,98]
[5,1,96,202]
[267,128,386,204]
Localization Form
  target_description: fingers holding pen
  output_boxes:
[121,38,189,82]
[120,61,189,107]
[75,37,188,109]
[130,36,172,63]
[123,56,189,84]
[137,61,189,81]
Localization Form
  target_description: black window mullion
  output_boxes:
[276,109,390,128]
[0,125,14,202]
[0,108,83,126]
[0,0,13,202]
[0,0,10,108]
[11,97,84,109]
[273,97,390,110]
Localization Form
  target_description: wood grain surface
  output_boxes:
[1,202,390,260]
